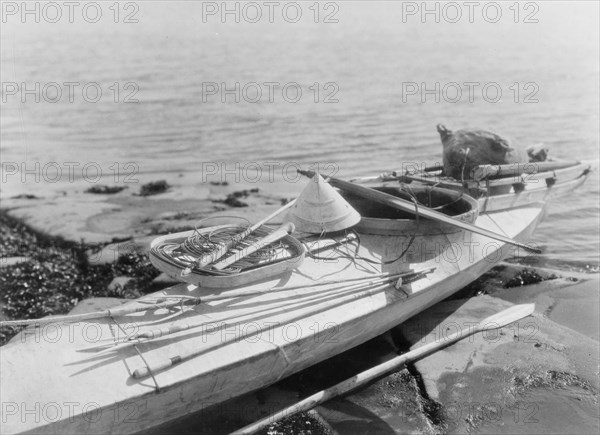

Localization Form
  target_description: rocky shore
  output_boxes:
[1,179,598,434]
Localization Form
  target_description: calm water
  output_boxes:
[1,1,599,266]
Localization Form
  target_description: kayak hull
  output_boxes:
[0,204,545,435]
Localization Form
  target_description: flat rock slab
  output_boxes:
[399,295,599,434]
[495,273,600,341]
[1,174,298,245]
[67,297,129,315]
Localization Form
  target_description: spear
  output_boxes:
[0,296,201,327]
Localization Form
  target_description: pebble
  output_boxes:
[150,272,182,290]
[107,276,133,293]
[0,257,30,268]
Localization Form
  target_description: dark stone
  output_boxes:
[139,180,170,196]
[85,185,127,194]
[107,276,133,294]
[11,194,39,199]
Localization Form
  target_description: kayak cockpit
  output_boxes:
[340,184,479,235]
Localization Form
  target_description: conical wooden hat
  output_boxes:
[286,174,361,233]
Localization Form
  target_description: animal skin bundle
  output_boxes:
[437,124,529,181]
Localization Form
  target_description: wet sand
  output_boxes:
[1,179,598,434]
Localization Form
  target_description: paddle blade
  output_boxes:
[478,303,535,330]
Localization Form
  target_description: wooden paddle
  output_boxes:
[231,303,536,435]
[299,170,541,254]
[181,200,296,276]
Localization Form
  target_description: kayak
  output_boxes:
[350,159,593,213]
[0,172,586,434]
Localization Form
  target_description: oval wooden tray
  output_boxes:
[149,225,306,288]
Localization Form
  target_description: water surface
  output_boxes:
[1,2,598,262]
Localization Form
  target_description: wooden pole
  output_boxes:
[79,268,435,354]
[0,297,201,327]
[231,303,535,435]
[212,223,296,270]
[472,160,579,180]
[349,161,580,184]
[82,276,401,354]
[78,268,435,353]
[131,281,398,379]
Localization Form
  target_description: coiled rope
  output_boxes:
[151,217,294,276]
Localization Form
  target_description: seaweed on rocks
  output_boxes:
[449,266,507,299]
[261,412,333,435]
[0,210,160,345]
[451,265,559,298]
[391,326,447,433]
[223,195,248,207]
[219,188,260,208]
[11,194,39,199]
[509,369,598,398]
[85,185,127,194]
[503,268,556,288]
[139,180,170,196]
